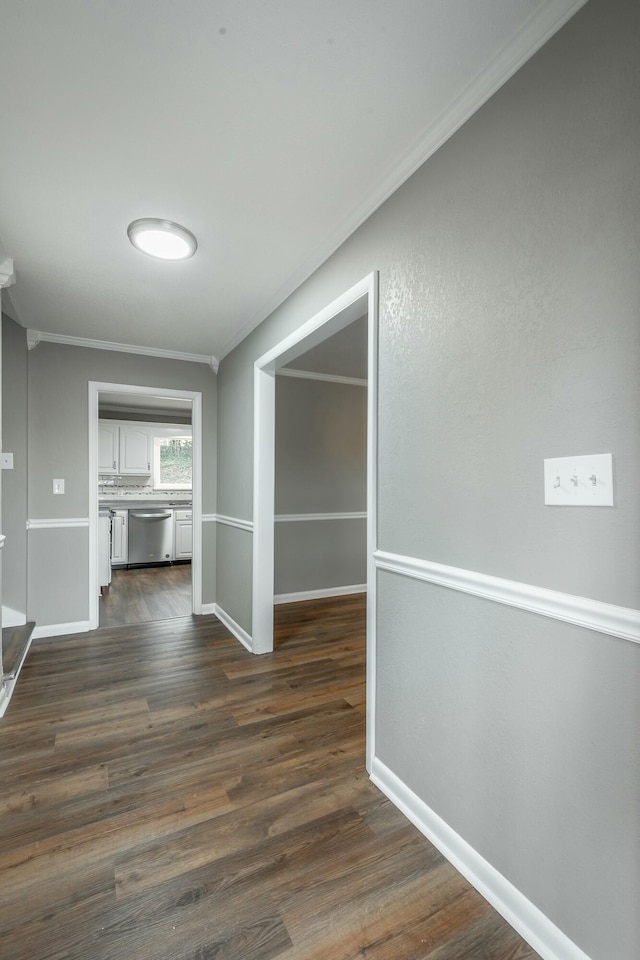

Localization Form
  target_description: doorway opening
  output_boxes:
[252,272,378,770]
[87,382,203,631]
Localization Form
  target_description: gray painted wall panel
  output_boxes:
[215,2,640,956]
[215,523,252,634]
[28,528,89,625]
[202,521,216,607]
[275,377,366,514]
[274,518,366,595]
[376,569,640,960]
[2,316,28,615]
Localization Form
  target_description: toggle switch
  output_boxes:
[544,454,613,506]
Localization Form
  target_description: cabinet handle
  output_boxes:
[148,462,150,470]
[113,460,116,470]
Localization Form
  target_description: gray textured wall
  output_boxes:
[27,342,217,624]
[2,315,28,617]
[275,376,366,514]
[216,2,640,957]
[274,375,366,595]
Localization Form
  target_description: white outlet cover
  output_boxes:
[53,478,65,495]
[544,453,613,506]
[0,452,13,469]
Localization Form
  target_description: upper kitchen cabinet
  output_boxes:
[98,421,119,474]
[119,425,152,475]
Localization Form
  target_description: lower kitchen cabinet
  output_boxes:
[111,510,128,566]
[174,509,193,560]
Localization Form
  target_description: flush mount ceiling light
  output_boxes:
[127,218,197,261]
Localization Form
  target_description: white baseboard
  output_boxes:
[2,606,26,627]
[32,620,91,640]
[274,584,367,605]
[370,757,592,960]
[0,681,10,718]
[207,603,253,653]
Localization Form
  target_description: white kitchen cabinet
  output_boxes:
[119,426,152,475]
[173,509,193,560]
[110,510,128,566]
[98,513,112,589]
[98,422,119,474]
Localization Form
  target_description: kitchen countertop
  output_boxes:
[99,499,192,509]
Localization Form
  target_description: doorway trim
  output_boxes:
[252,272,378,770]
[88,381,203,630]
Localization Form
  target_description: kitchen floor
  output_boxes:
[99,563,192,628]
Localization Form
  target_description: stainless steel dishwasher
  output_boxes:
[128,507,173,566]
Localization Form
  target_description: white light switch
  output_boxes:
[53,479,65,495]
[544,454,613,506]
[0,453,13,470]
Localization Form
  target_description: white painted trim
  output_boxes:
[217,1,588,361]
[374,550,640,645]
[252,272,378,769]
[371,757,592,960]
[88,382,204,628]
[201,514,217,523]
[0,534,5,547]
[27,517,89,529]
[275,511,366,523]
[215,514,254,533]
[277,367,367,388]
[27,329,219,370]
[2,606,26,627]
[211,603,253,653]
[274,584,367,605]
[32,620,91,639]
[0,682,9,719]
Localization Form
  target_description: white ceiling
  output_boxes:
[0,1,584,363]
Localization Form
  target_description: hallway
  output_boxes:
[0,595,539,959]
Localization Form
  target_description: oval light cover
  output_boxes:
[127,218,197,260]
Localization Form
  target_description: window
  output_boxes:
[153,436,192,489]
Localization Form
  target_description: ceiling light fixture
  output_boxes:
[127,218,198,261]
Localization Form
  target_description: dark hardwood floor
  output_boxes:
[0,595,540,960]
[100,562,192,627]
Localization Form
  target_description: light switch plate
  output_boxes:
[544,453,613,506]
[0,452,13,470]
[53,478,65,495]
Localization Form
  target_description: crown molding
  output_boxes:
[25,329,219,371]
[277,367,367,387]
[217,0,589,362]
[0,258,15,289]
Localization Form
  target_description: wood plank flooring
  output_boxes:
[100,562,192,627]
[0,596,540,960]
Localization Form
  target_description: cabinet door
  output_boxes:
[119,427,152,475]
[98,422,119,474]
[174,520,193,559]
[111,512,128,564]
